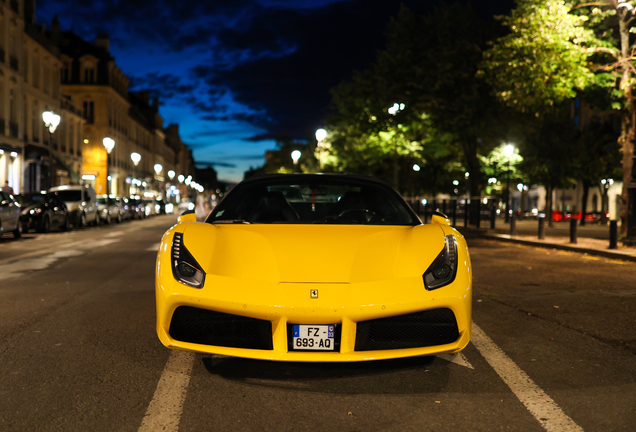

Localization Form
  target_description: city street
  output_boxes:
[1,216,635,431]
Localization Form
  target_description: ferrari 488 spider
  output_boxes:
[155,174,472,361]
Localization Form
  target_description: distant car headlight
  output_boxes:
[30,208,42,215]
[423,235,458,290]
[171,232,205,288]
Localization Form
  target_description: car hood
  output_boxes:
[179,223,446,284]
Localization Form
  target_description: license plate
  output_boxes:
[292,324,335,351]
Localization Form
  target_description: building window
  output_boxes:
[83,101,94,123]
[84,68,95,83]
[61,65,69,82]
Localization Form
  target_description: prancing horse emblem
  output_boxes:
[310,289,318,299]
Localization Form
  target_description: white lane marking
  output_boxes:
[471,322,583,432]
[438,352,474,369]
[139,351,196,432]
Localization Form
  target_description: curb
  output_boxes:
[482,234,636,263]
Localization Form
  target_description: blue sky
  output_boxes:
[36,0,514,183]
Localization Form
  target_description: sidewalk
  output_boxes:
[455,219,636,262]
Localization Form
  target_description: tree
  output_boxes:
[481,0,636,234]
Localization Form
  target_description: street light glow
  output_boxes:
[412,164,421,172]
[178,174,185,183]
[168,170,175,180]
[504,144,515,157]
[291,150,302,164]
[154,164,163,175]
[131,152,141,166]
[42,111,61,133]
[103,137,115,154]
[315,128,327,142]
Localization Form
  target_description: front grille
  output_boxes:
[354,308,459,351]
[169,306,273,350]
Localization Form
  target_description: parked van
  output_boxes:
[50,185,99,228]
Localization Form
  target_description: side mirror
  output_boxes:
[431,210,450,226]
[177,210,197,223]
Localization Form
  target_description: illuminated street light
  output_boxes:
[388,103,405,189]
[178,174,185,183]
[168,170,175,180]
[504,144,515,223]
[413,164,421,172]
[103,137,115,195]
[154,164,163,175]
[291,150,302,172]
[42,111,61,189]
[315,128,327,142]
[131,152,141,166]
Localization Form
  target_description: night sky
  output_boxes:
[36,0,514,183]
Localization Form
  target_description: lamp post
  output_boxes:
[315,128,327,170]
[42,111,61,190]
[291,150,301,172]
[504,144,515,223]
[131,152,141,195]
[103,137,115,195]
[388,103,405,190]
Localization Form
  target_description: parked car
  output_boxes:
[127,197,146,220]
[97,195,123,224]
[142,198,158,217]
[0,191,22,238]
[14,192,70,233]
[117,197,133,220]
[50,185,99,228]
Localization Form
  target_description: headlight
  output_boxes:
[423,234,458,290]
[171,232,205,288]
[30,208,42,215]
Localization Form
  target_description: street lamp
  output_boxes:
[388,103,405,190]
[291,150,301,172]
[168,170,175,180]
[103,137,115,195]
[504,144,515,223]
[154,164,162,175]
[178,174,185,183]
[42,111,61,189]
[131,152,141,195]
[315,128,327,170]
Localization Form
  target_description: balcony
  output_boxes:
[9,121,18,138]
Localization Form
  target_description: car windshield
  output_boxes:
[15,193,46,205]
[206,175,419,225]
[56,190,83,202]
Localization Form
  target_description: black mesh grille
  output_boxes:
[169,306,273,350]
[354,308,459,351]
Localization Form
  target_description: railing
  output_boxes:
[404,197,501,228]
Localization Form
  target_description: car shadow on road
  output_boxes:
[201,355,452,394]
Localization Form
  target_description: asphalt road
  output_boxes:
[0,216,634,431]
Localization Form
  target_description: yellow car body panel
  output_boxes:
[155,221,472,362]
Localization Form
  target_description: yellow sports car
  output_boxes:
[155,174,472,361]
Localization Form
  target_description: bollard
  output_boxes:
[510,213,516,236]
[452,199,457,227]
[609,220,618,249]
[569,218,577,244]
[464,200,469,227]
[538,217,545,240]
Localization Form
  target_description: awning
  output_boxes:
[53,154,81,181]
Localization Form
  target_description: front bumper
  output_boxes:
[156,276,472,362]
